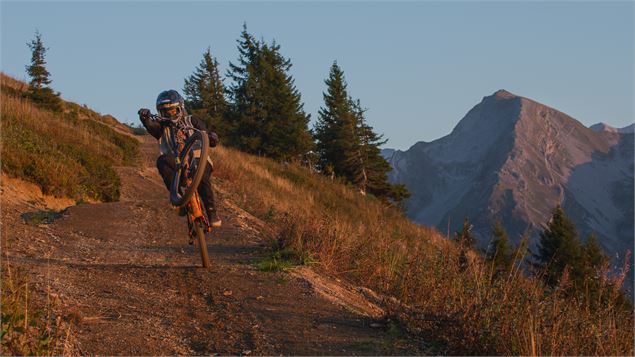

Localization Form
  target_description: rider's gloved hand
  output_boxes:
[208,132,219,147]
[138,108,151,120]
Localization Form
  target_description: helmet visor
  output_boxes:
[159,106,180,118]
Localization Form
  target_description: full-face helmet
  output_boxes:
[156,90,186,120]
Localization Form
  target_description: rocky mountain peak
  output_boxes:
[590,122,618,133]
[385,90,633,292]
[492,89,517,99]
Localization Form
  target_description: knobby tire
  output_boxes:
[195,220,210,268]
[170,131,210,207]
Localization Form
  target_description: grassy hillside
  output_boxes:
[0,73,139,202]
[213,145,634,356]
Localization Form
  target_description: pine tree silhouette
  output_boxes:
[533,205,583,288]
[226,24,313,160]
[25,30,61,111]
[314,62,409,203]
[183,47,227,136]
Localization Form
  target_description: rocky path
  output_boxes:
[1,136,426,355]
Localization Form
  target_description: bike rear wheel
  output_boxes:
[170,131,210,207]
[194,220,210,268]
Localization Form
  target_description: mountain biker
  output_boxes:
[138,89,221,227]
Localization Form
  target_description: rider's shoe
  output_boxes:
[207,209,222,228]
[177,206,187,216]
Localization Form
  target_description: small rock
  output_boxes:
[223,290,232,296]
[242,350,251,355]
[370,323,384,328]
[256,295,264,300]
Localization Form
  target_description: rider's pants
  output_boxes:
[156,154,216,212]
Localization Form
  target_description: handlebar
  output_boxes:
[139,109,217,148]
[148,113,176,124]
[139,110,196,131]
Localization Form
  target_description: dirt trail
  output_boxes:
[2,136,427,355]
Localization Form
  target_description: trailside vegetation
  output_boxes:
[1,73,139,202]
[212,144,634,356]
[1,261,76,355]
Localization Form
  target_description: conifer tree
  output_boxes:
[226,25,261,151]
[257,41,314,160]
[344,100,384,194]
[314,62,357,176]
[486,221,514,275]
[314,62,409,203]
[533,205,583,288]
[183,47,227,136]
[25,30,62,111]
[26,31,51,89]
[226,25,313,160]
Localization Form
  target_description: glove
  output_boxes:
[208,132,219,147]
[138,108,151,120]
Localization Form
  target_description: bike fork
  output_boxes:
[186,191,210,245]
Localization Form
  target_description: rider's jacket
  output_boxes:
[140,115,218,158]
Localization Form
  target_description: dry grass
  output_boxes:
[1,258,76,355]
[0,73,139,202]
[213,144,634,356]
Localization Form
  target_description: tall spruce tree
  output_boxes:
[226,26,261,151]
[314,62,409,203]
[26,31,51,89]
[533,205,584,288]
[257,41,314,160]
[183,47,227,136]
[226,25,313,160]
[25,30,62,111]
[314,62,357,176]
[344,100,384,194]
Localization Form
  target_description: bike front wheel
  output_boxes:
[170,131,210,207]
[194,220,210,268]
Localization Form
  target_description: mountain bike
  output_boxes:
[147,114,212,268]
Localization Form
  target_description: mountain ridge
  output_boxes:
[384,90,634,271]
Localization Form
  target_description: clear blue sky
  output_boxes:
[2,1,633,150]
